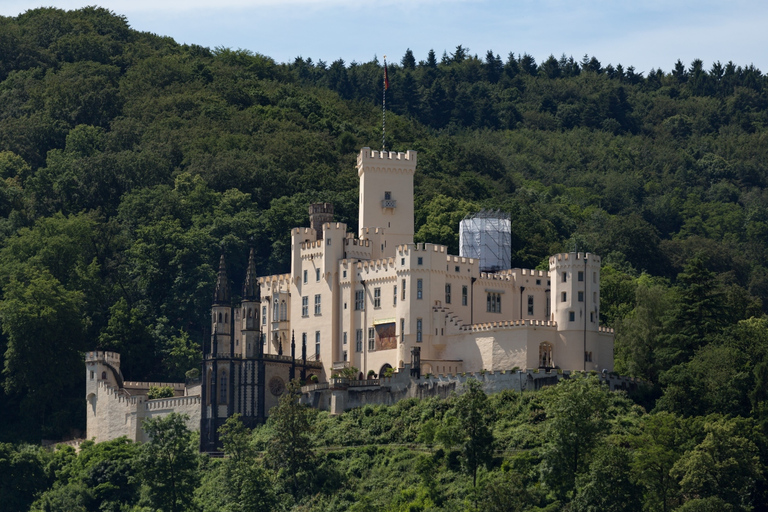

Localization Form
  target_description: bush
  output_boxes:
[147,386,174,399]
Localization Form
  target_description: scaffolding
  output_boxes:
[459,210,512,273]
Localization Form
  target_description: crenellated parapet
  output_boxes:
[85,351,121,367]
[357,147,417,176]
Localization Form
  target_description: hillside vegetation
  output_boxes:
[0,4,767,476]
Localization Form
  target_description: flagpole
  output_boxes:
[382,55,387,152]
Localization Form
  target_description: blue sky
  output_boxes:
[3,1,768,74]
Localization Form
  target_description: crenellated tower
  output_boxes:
[357,147,417,257]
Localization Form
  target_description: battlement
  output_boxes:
[598,326,614,334]
[144,396,201,411]
[85,351,120,366]
[549,252,601,267]
[519,268,547,277]
[309,203,333,215]
[123,381,186,391]
[358,147,417,165]
[345,238,371,247]
[479,272,513,281]
[460,319,557,332]
[361,227,385,236]
[447,255,475,265]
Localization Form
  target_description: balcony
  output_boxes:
[381,199,397,208]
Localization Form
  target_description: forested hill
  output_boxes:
[0,6,767,442]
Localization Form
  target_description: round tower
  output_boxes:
[549,252,601,330]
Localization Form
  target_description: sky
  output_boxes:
[3,0,768,74]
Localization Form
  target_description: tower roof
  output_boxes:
[213,253,231,305]
[242,247,260,301]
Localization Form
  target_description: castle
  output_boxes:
[85,147,614,450]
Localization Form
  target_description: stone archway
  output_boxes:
[379,363,393,378]
[539,342,553,368]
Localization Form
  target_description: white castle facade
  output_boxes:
[85,146,614,448]
[255,147,614,380]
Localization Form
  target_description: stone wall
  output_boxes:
[300,364,645,414]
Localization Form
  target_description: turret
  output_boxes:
[309,203,334,240]
[211,253,232,355]
[241,247,261,357]
[549,252,601,330]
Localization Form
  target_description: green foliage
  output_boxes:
[137,413,199,512]
[147,385,175,399]
[266,379,316,498]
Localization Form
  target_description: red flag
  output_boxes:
[384,62,389,90]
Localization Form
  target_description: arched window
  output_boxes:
[101,371,107,380]
[218,312,222,322]
[280,300,287,321]
[248,308,252,318]
[220,371,227,403]
[273,297,279,322]
[224,313,228,324]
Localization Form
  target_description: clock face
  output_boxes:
[269,376,285,396]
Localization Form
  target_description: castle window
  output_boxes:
[401,258,405,265]
[590,312,594,323]
[315,331,320,359]
[343,350,347,361]
[355,290,365,310]
[416,319,423,342]
[569,311,575,322]
[578,271,584,282]
[578,291,584,302]
[218,312,222,323]
[327,237,331,246]
[402,279,406,300]
[417,279,423,299]
[303,270,307,284]
[561,292,567,302]
[445,284,451,304]
[400,318,405,343]
[462,286,468,306]
[393,285,397,306]
[224,313,228,324]
[302,332,307,349]
[455,266,460,272]
[368,327,375,351]
[316,268,320,281]
[562,272,567,283]
[301,296,308,317]
[101,371,106,380]
[418,257,423,265]
[220,371,227,403]
[536,279,541,285]
[528,295,534,315]
[262,306,267,325]
[343,270,347,278]
[343,332,348,345]
[314,294,321,315]
[90,371,94,380]
[374,287,381,308]
[280,300,287,321]
[593,272,597,283]
[356,329,363,352]
[385,191,392,200]
[248,308,252,318]
[273,298,279,321]
[487,292,501,313]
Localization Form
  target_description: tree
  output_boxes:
[137,413,199,512]
[450,379,495,488]
[630,412,686,512]
[265,379,315,497]
[671,416,762,510]
[572,444,643,512]
[196,414,276,512]
[541,376,611,498]
[401,48,416,69]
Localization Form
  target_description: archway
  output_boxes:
[539,342,553,368]
[379,363,393,378]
